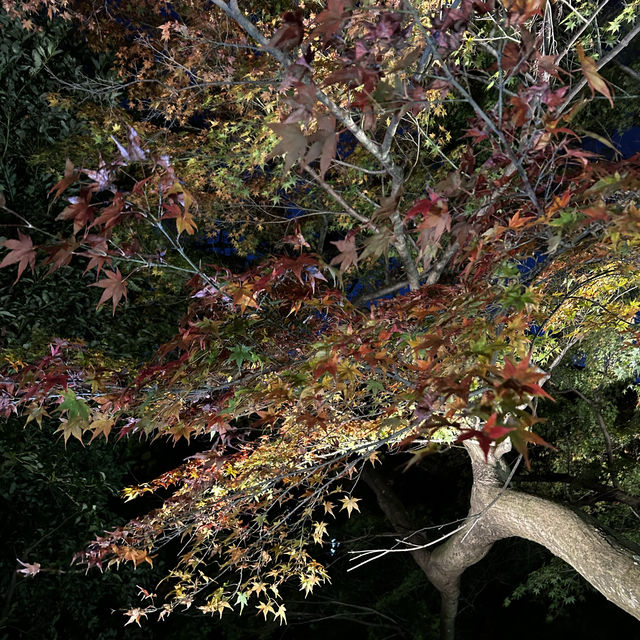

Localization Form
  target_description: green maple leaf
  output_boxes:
[226,344,261,372]
[57,389,90,421]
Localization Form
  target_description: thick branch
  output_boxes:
[367,441,640,640]
[480,485,640,619]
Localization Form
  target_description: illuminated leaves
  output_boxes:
[5,0,640,628]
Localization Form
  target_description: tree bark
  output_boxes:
[365,442,640,640]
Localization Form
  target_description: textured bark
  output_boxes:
[365,441,640,640]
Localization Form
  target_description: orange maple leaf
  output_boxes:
[577,44,613,108]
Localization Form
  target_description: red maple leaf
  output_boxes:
[49,158,78,202]
[482,413,514,440]
[57,187,95,234]
[313,351,339,380]
[268,10,304,53]
[92,192,126,231]
[330,235,358,273]
[495,356,553,400]
[312,0,350,43]
[90,268,128,314]
[0,232,37,282]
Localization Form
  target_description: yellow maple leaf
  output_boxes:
[339,495,361,517]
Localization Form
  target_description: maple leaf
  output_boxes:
[92,192,125,231]
[456,429,493,460]
[359,230,393,262]
[330,235,358,272]
[274,604,287,625]
[416,208,452,254]
[16,558,41,577]
[502,0,545,24]
[339,495,361,517]
[577,45,613,108]
[268,10,304,53]
[312,0,350,43]
[228,283,259,314]
[313,351,339,380]
[303,116,337,179]
[88,413,115,442]
[124,608,147,627]
[323,501,336,517]
[0,232,37,282]
[55,415,87,446]
[49,158,78,202]
[256,600,275,620]
[312,521,328,544]
[163,184,198,235]
[176,210,197,236]
[120,547,154,568]
[199,588,233,617]
[268,123,308,174]
[57,187,95,233]
[43,238,78,275]
[90,268,128,314]
[82,154,115,191]
[482,413,514,440]
[510,428,556,469]
[24,403,49,428]
[496,357,553,400]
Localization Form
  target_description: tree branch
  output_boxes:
[557,18,640,116]
[514,473,640,508]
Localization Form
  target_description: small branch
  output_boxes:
[332,159,386,175]
[556,0,610,65]
[381,112,403,162]
[354,279,410,306]
[570,389,619,488]
[425,241,458,286]
[304,166,380,232]
[515,473,640,508]
[615,60,640,84]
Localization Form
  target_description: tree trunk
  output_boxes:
[365,441,640,640]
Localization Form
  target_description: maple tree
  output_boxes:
[2,1,640,637]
